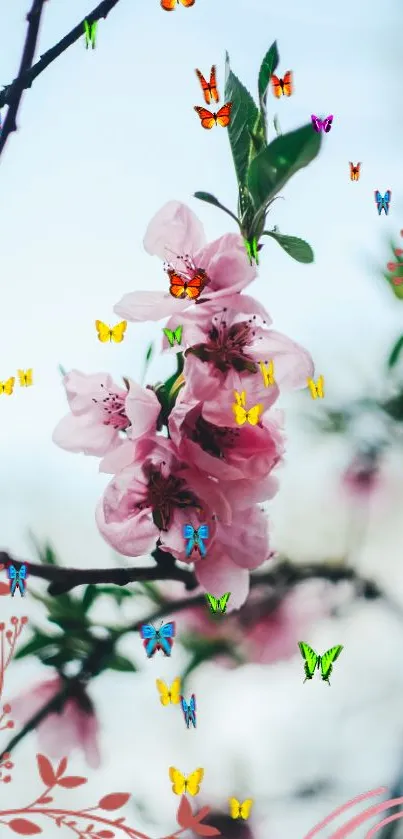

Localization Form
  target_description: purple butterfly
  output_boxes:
[311,114,333,133]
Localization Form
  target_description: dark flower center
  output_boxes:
[185,309,263,374]
[93,385,130,431]
[191,414,239,459]
[137,463,200,531]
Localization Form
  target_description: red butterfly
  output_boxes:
[194,102,232,129]
[167,268,209,300]
[195,66,219,105]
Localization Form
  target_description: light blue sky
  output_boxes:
[1,4,403,835]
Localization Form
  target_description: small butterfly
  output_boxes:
[375,190,391,215]
[167,268,208,300]
[161,0,195,9]
[194,103,232,129]
[140,621,176,658]
[205,592,231,614]
[307,376,324,399]
[298,641,343,685]
[349,162,361,181]
[0,377,15,395]
[156,677,181,705]
[83,19,97,48]
[95,320,127,343]
[259,360,275,387]
[195,66,219,104]
[181,694,197,728]
[232,390,262,426]
[17,369,33,387]
[163,325,183,346]
[229,798,254,820]
[311,114,333,133]
[244,236,261,266]
[183,524,209,558]
[271,71,293,98]
[169,767,204,796]
[7,563,28,597]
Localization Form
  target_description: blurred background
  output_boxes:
[1,0,403,836]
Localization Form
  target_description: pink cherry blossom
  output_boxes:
[53,372,160,458]
[113,201,257,324]
[10,676,100,768]
[96,433,231,559]
[169,395,285,482]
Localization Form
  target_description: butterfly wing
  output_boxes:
[189,694,196,728]
[163,328,175,347]
[307,377,318,399]
[317,375,325,398]
[311,115,322,132]
[246,404,263,426]
[234,390,246,407]
[95,320,112,342]
[111,321,127,343]
[183,523,196,556]
[169,676,181,704]
[161,0,177,9]
[140,623,158,658]
[156,679,171,706]
[181,696,190,726]
[218,592,231,613]
[282,70,293,96]
[19,564,28,580]
[320,645,343,684]
[215,103,232,127]
[209,65,219,103]
[173,325,183,344]
[194,106,216,130]
[158,621,176,656]
[184,273,204,300]
[168,269,187,299]
[195,68,212,104]
[205,593,219,613]
[17,369,32,386]
[259,360,275,387]
[186,768,204,796]
[2,377,15,395]
[179,0,196,5]
[349,162,356,181]
[7,565,17,581]
[233,402,247,425]
[240,800,254,820]
[169,767,185,794]
[229,798,242,819]
[271,74,283,98]
[384,190,392,213]
[196,524,209,558]
[323,115,333,133]
[298,641,319,681]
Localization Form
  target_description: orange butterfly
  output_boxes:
[168,268,208,300]
[195,66,219,105]
[194,103,232,130]
[161,0,195,9]
[349,162,361,181]
[271,71,293,98]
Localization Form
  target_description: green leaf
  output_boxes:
[58,364,67,377]
[247,124,322,212]
[105,653,137,672]
[387,335,403,368]
[262,230,314,263]
[29,537,58,566]
[382,391,403,421]
[95,585,134,605]
[258,41,279,107]
[193,192,240,227]
[145,342,153,363]
[82,584,99,613]
[14,632,57,660]
[225,52,259,187]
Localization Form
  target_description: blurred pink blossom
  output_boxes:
[11,677,100,768]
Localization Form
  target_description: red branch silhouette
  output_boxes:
[0,754,220,838]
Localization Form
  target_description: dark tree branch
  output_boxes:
[0,0,123,118]
[0,0,48,157]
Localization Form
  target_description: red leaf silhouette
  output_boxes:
[0,582,9,595]
[57,776,87,788]
[98,793,130,811]
[37,797,53,805]
[56,757,68,778]
[177,796,193,828]
[97,832,115,838]
[193,806,210,823]
[8,819,42,835]
[36,755,56,787]
[192,825,221,836]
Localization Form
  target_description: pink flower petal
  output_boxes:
[53,412,121,456]
[193,233,257,296]
[195,552,250,609]
[125,380,160,439]
[114,291,189,323]
[143,201,206,260]
[96,497,157,556]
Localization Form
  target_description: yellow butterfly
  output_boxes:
[169,766,204,796]
[229,798,254,820]
[95,320,127,343]
[0,377,15,395]
[307,375,325,399]
[259,359,275,387]
[17,369,33,387]
[232,390,262,426]
[156,677,181,706]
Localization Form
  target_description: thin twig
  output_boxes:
[0,0,48,157]
[0,0,123,115]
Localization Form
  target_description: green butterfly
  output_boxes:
[205,592,231,614]
[163,325,183,348]
[83,19,97,49]
[298,642,343,686]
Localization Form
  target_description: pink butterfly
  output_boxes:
[311,114,333,133]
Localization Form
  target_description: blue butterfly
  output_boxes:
[140,621,176,658]
[7,563,28,597]
[183,524,209,558]
[375,190,391,215]
[181,694,196,728]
